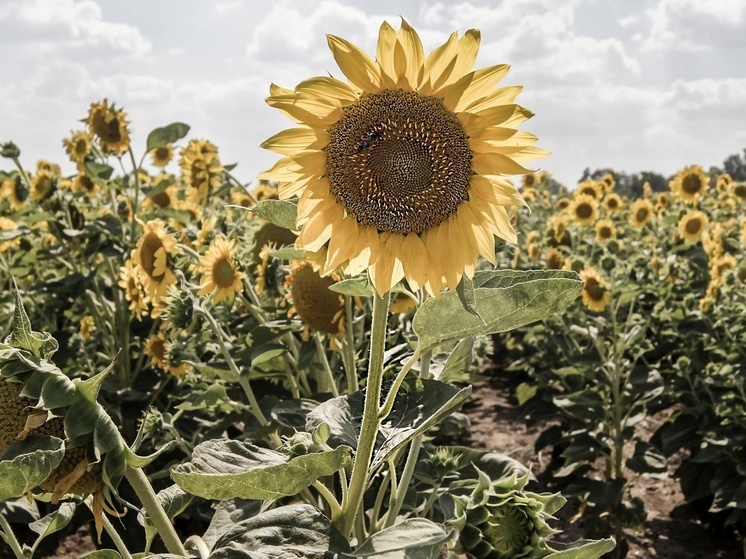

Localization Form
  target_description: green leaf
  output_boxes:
[209,504,351,558]
[28,503,76,555]
[83,160,114,180]
[269,246,305,260]
[145,123,190,151]
[250,200,297,230]
[329,276,374,297]
[547,538,616,558]
[345,518,451,558]
[143,485,195,549]
[413,270,583,349]
[626,441,667,474]
[516,382,538,405]
[79,551,122,559]
[0,436,64,502]
[456,274,483,321]
[175,383,231,411]
[8,281,58,359]
[202,500,263,551]
[171,440,351,500]
[250,343,288,368]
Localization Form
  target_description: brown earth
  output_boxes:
[463,370,745,559]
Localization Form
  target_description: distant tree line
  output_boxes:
[571,147,746,198]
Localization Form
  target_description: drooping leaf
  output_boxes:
[345,518,451,558]
[145,123,190,151]
[28,503,76,556]
[250,200,297,230]
[413,270,583,349]
[171,440,351,500]
[0,436,64,502]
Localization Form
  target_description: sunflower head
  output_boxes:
[629,199,654,228]
[63,131,92,167]
[29,169,55,201]
[131,219,179,302]
[678,210,709,241]
[252,180,280,201]
[556,197,571,212]
[197,235,245,304]
[179,139,223,205]
[670,165,709,203]
[731,182,746,200]
[716,173,732,193]
[595,219,616,242]
[118,258,150,318]
[576,180,601,200]
[86,99,131,154]
[568,193,599,226]
[600,173,616,191]
[284,260,345,339]
[261,19,546,296]
[145,332,189,376]
[150,144,174,168]
[603,192,623,213]
[579,268,610,312]
[545,247,564,270]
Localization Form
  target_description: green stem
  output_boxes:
[90,500,134,559]
[124,465,187,557]
[378,348,422,420]
[0,513,24,559]
[342,295,358,394]
[340,290,390,538]
[314,333,339,397]
[312,480,343,523]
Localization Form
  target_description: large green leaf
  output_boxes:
[202,499,263,551]
[0,436,64,502]
[250,200,297,230]
[145,122,190,151]
[209,504,351,559]
[28,503,76,557]
[345,518,451,558]
[547,538,616,558]
[171,440,351,500]
[413,270,583,349]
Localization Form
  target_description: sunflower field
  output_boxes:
[0,19,745,559]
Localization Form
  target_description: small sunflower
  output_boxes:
[595,219,616,242]
[548,216,569,244]
[284,260,345,340]
[603,192,623,213]
[144,332,189,376]
[0,216,20,252]
[669,165,709,203]
[710,253,736,280]
[62,131,92,168]
[71,173,97,196]
[579,268,610,312]
[556,197,571,212]
[522,172,539,189]
[28,169,54,201]
[231,188,255,208]
[527,242,541,260]
[629,199,654,228]
[179,138,223,205]
[576,180,601,200]
[390,291,417,314]
[197,235,245,304]
[79,316,95,341]
[1,178,26,210]
[731,182,746,200]
[702,224,724,259]
[568,193,598,226]
[86,99,131,154]
[655,192,671,213]
[252,180,279,201]
[677,210,708,241]
[600,173,616,191]
[250,221,298,268]
[716,173,732,193]
[143,177,178,210]
[150,144,174,168]
[118,258,150,317]
[261,20,546,296]
[545,247,564,270]
[131,219,179,302]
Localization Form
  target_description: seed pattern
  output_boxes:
[327,89,472,234]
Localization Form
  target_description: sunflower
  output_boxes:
[252,180,279,201]
[669,165,709,203]
[251,221,299,267]
[147,144,173,168]
[131,219,179,302]
[86,99,131,154]
[576,180,601,200]
[731,182,746,200]
[568,193,598,226]
[548,215,569,244]
[36,160,61,175]
[62,131,92,168]
[29,169,55,201]
[260,20,545,296]
[71,173,97,196]
[600,173,616,191]
[79,316,95,341]
[197,235,245,304]
[143,177,178,210]
[144,332,189,376]
[231,188,255,208]
[654,192,671,213]
[677,210,708,241]
[118,257,150,317]
[595,219,616,242]
[603,192,623,213]
[629,199,654,228]
[390,291,417,314]
[522,172,539,189]
[284,260,345,340]
[545,247,564,270]
[527,242,541,260]
[180,139,223,205]
[579,268,610,312]
[716,173,732,193]
[0,178,26,210]
[556,197,571,212]
[710,253,736,279]
[702,224,724,259]
[0,216,20,253]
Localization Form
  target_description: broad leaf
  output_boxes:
[250,200,297,230]
[28,502,76,553]
[345,518,451,558]
[413,270,583,349]
[171,440,351,500]
[146,123,190,151]
[0,436,64,502]
[547,538,616,558]
[330,276,374,297]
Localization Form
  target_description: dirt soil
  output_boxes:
[463,370,745,559]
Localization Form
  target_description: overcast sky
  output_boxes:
[1,0,745,188]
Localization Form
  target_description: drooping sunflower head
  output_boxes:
[86,99,131,154]
[29,169,55,202]
[655,192,671,213]
[579,268,610,312]
[556,197,571,212]
[261,20,546,296]
[144,332,189,376]
[678,210,709,242]
[603,192,623,213]
[118,258,150,318]
[576,180,601,200]
[731,182,746,200]
[197,235,245,304]
[629,198,654,228]
[284,260,345,340]
[595,219,616,242]
[150,144,174,168]
[179,139,223,205]
[131,219,180,302]
[669,165,709,203]
[568,193,598,226]
[62,130,92,167]
[1,177,27,210]
[142,175,177,210]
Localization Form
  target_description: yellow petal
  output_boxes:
[466,85,523,112]
[258,156,303,182]
[327,34,382,93]
[269,83,293,96]
[266,95,343,127]
[400,233,429,290]
[261,127,328,155]
[442,64,510,112]
[294,76,359,104]
[420,31,460,96]
[458,104,534,134]
[472,152,532,177]
[376,21,398,89]
[397,19,425,89]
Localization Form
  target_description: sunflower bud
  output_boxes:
[1,141,20,159]
[162,285,195,330]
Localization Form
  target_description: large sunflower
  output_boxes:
[669,165,709,203]
[86,99,131,154]
[260,20,546,296]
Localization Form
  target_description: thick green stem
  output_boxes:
[342,295,358,394]
[340,290,390,538]
[0,513,24,559]
[124,465,187,557]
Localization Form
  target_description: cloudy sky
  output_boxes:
[1,0,745,188]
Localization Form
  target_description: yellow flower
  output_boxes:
[284,260,345,340]
[144,332,189,376]
[716,172,732,193]
[150,144,174,168]
[527,242,541,260]
[603,192,623,213]
[678,210,708,241]
[548,215,569,244]
[86,99,131,154]
[260,20,546,296]
[390,291,417,314]
[63,131,92,168]
[702,223,723,258]
[669,165,709,203]
[36,160,61,175]
[595,219,616,242]
[556,197,571,212]
[731,182,746,200]
[522,172,540,189]
[629,199,654,228]
[576,180,602,200]
[545,247,564,270]
[179,139,223,205]
[231,188,255,208]
[0,216,20,253]
[710,253,736,279]
[568,194,599,226]
[29,169,54,201]
[131,219,179,302]
[1,178,26,211]
[142,176,177,210]
[252,180,279,201]
[655,192,671,213]
[79,316,95,341]
[118,258,150,317]
[579,268,610,312]
[600,173,616,191]
[197,235,245,304]
[71,173,97,196]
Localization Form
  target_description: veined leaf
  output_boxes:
[345,518,452,558]
[145,123,190,151]
[250,200,297,230]
[0,436,64,502]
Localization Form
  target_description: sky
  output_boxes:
[1,0,745,188]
